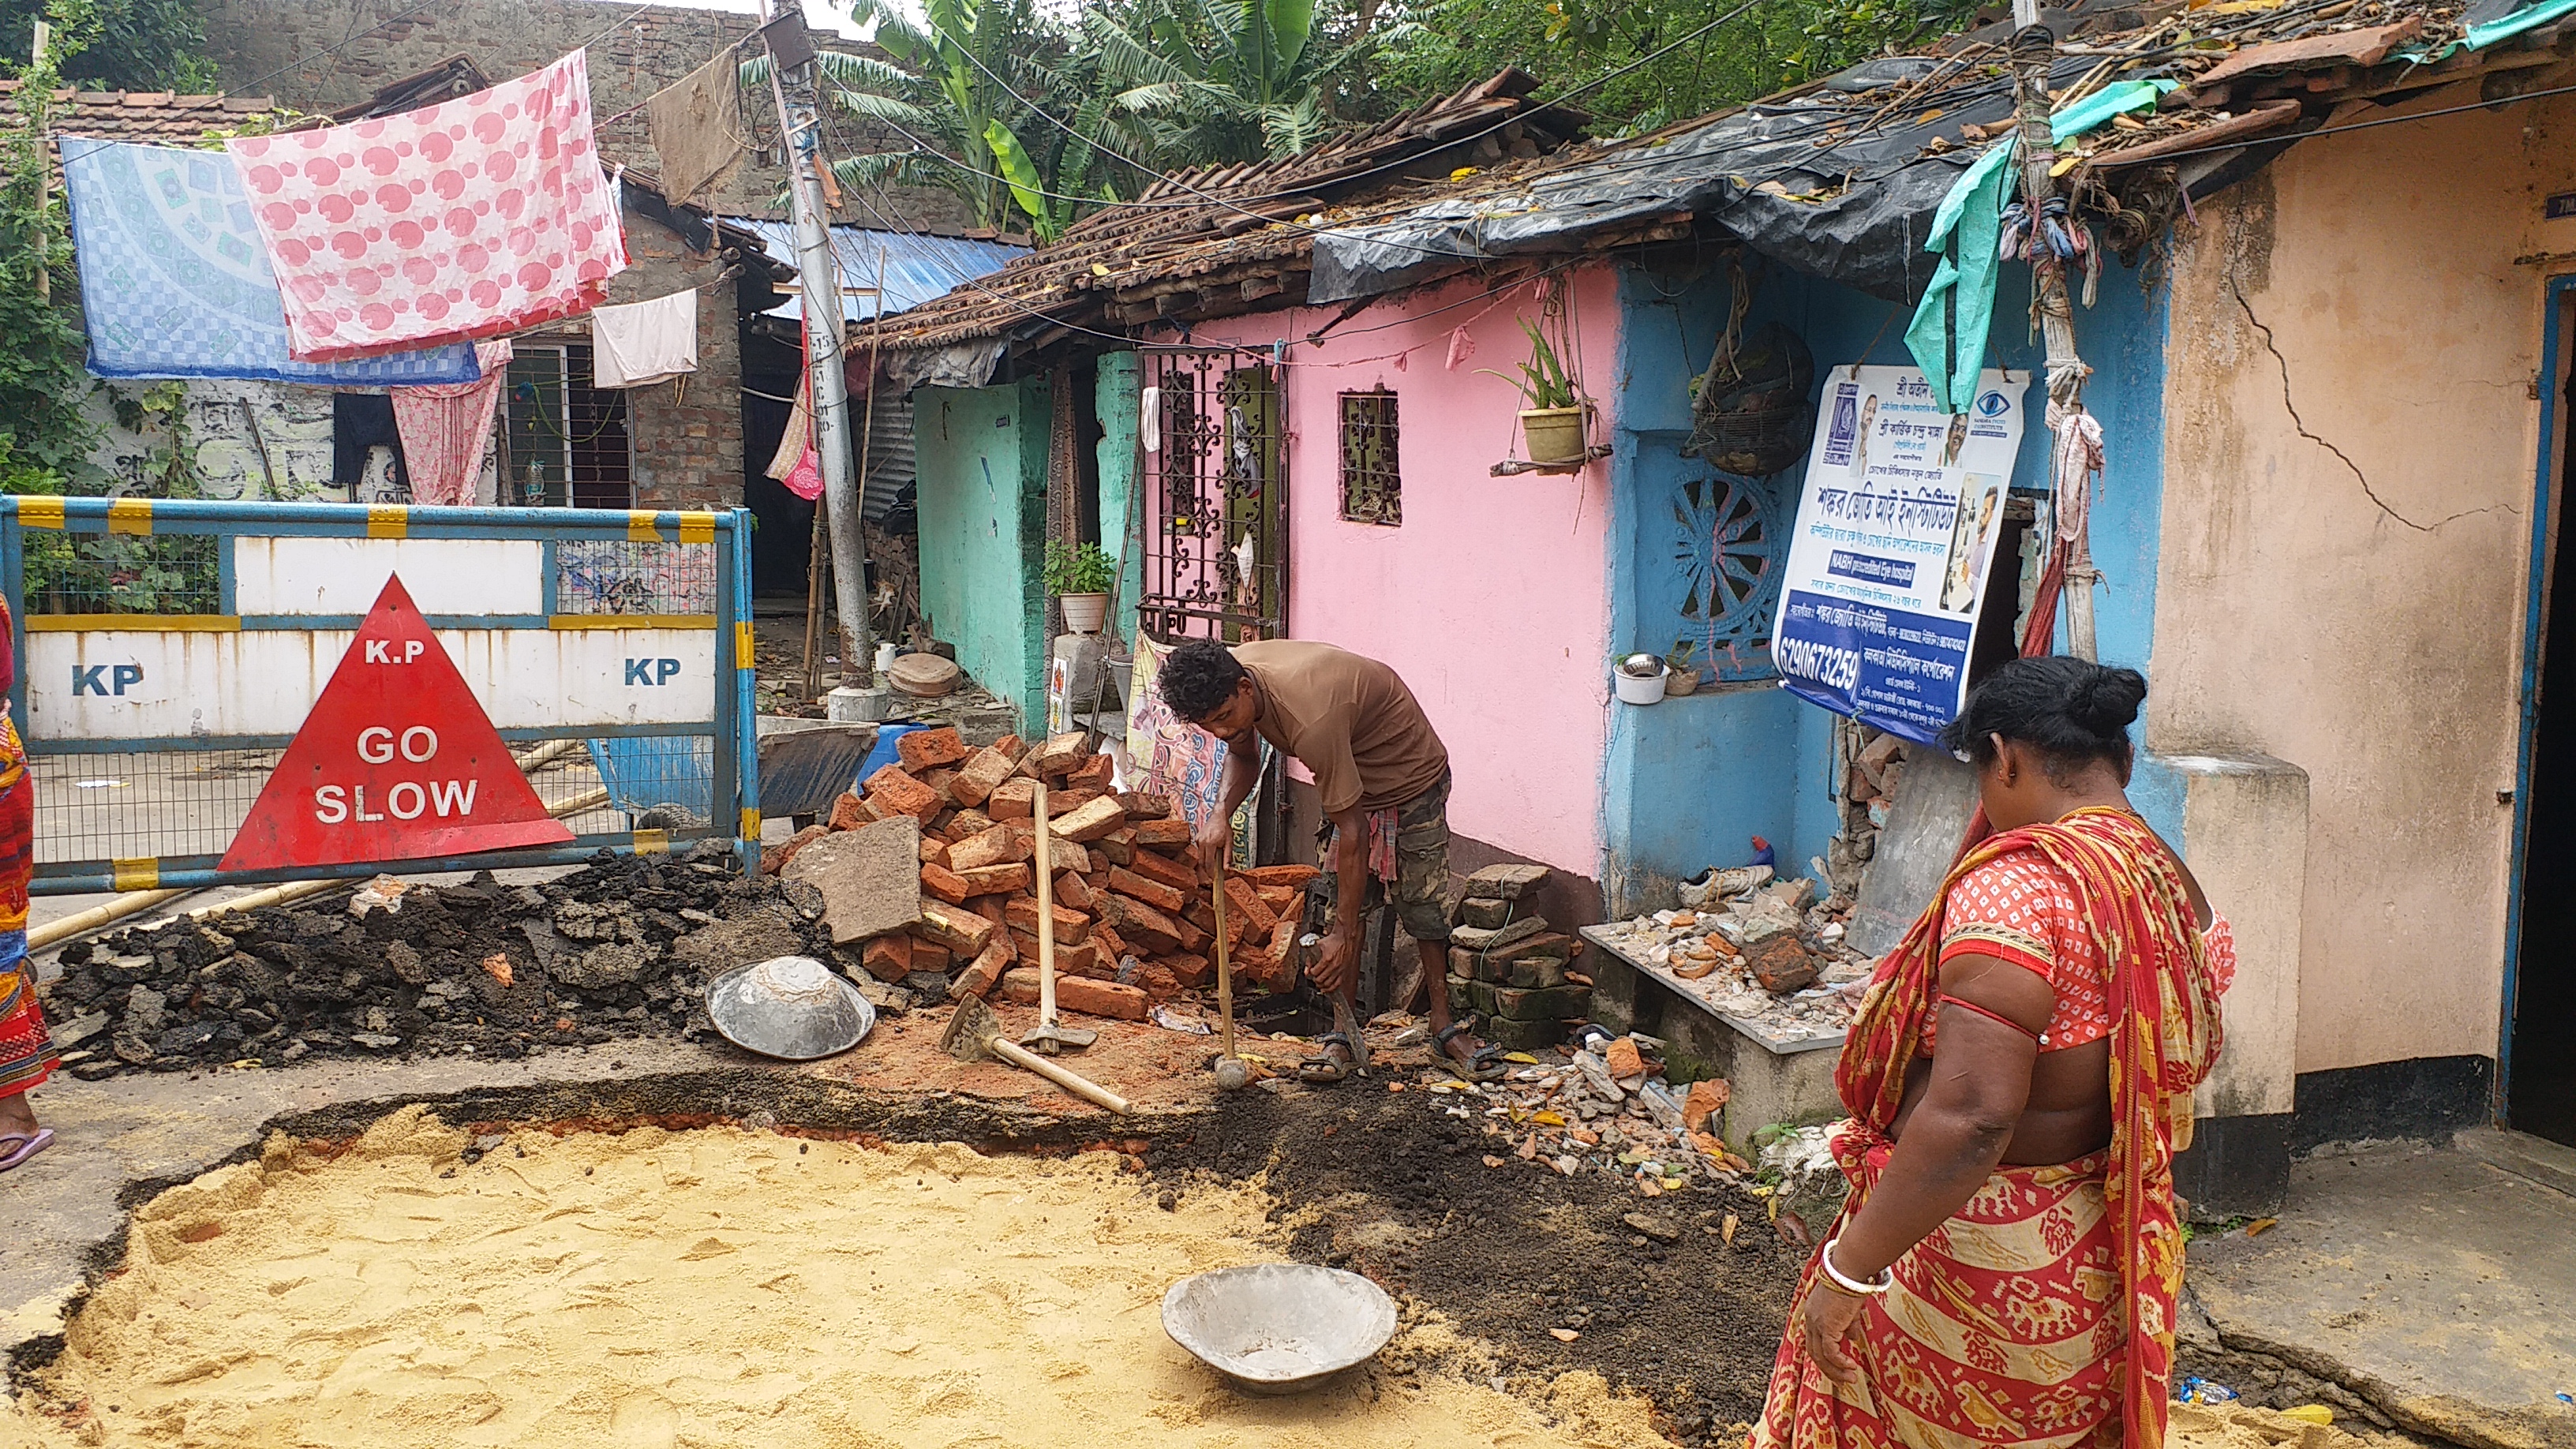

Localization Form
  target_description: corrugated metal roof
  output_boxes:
[730,220,1028,324]
[859,386,913,522]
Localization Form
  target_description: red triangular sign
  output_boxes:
[220,575,576,872]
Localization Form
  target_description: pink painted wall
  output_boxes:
[1181,268,1619,879]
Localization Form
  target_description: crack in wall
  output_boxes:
[2230,282,2513,534]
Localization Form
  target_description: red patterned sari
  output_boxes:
[0,593,43,1099]
[1752,807,2226,1449]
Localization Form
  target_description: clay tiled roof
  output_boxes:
[0,82,278,148]
[847,69,1593,357]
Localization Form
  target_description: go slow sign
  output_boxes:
[218,576,575,873]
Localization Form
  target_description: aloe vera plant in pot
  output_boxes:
[1045,541,1118,635]
[1481,319,1590,465]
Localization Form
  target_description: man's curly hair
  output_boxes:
[1156,639,1245,721]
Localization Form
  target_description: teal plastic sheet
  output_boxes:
[1904,139,2017,415]
[2049,79,2178,143]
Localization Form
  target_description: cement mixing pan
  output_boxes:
[1162,1264,1398,1395]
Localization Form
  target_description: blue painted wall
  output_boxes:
[1603,253,2173,908]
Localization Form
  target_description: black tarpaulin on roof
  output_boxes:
[1308,58,2099,305]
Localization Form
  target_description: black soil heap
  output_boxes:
[38,849,831,1080]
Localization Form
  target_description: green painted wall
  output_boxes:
[1095,352,1143,643]
[913,376,1052,730]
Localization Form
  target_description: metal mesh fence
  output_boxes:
[555,540,719,616]
[25,743,641,869]
[21,532,223,617]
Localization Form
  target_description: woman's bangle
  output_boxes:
[1818,1235,1895,1297]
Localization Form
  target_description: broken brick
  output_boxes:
[1256,884,1298,914]
[1054,871,1097,914]
[1091,922,1131,966]
[913,900,996,956]
[913,941,953,973]
[1046,841,1095,876]
[987,777,1037,820]
[1009,931,1103,977]
[1172,913,1211,957]
[861,933,913,983]
[1099,894,1181,953]
[1133,818,1194,848]
[761,823,829,875]
[1747,934,1818,993]
[949,809,996,839]
[863,764,942,822]
[949,822,1033,874]
[1049,795,1128,844]
[1107,866,1185,915]
[1130,960,1183,998]
[1005,895,1091,945]
[1119,792,1176,819]
[1065,753,1114,792]
[921,861,972,905]
[920,767,962,803]
[1124,849,1200,896]
[896,725,970,772]
[1156,953,1211,990]
[920,838,952,871]
[954,863,1031,897]
[992,732,1026,762]
[1241,863,1320,889]
[1029,731,1091,777]
[970,895,1010,927]
[998,968,1148,1021]
[1222,876,1279,937]
[826,792,876,832]
[949,935,1015,999]
[951,746,1017,807]
[1466,862,1551,900]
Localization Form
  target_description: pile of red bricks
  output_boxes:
[763,726,1317,1022]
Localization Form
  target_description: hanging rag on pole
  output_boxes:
[2005,21,2104,661]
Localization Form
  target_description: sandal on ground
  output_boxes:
[1297,1031,1368,1084]
[0,1129,53,1173]
[1434,1023,1507,1083]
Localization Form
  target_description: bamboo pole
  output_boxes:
[27,890,190,951]
[2008,21,2101,661]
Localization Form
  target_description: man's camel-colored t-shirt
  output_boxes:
[1232,640,1447,816]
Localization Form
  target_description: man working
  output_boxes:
[1155,638,1503,1084]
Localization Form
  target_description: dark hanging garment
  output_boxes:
[333,393,410,494]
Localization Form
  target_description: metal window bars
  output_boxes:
[1138,347,1286,643]
[1338,389,1402,527]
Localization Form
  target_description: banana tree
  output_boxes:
[1084,0,1376,159]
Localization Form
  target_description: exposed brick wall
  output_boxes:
[198,0,968,228]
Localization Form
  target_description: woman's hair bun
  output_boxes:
[2069,666,2146,737]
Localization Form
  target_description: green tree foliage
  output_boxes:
[1080,0,1383,160]
[1372,0,1979,137]
[0,0,102,500]
[0,0,217,93]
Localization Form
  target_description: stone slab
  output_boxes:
[785,817,923,945]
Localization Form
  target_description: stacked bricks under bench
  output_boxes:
[1445,863,1586,1050]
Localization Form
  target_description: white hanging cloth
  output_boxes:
[592,290,698,389]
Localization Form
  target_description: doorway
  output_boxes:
[2510,280,2576,1148]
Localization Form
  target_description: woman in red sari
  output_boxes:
[0,591,48,1170]
[1752,657,2231,1449]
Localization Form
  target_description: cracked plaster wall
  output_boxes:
[2154,90,2575,1074]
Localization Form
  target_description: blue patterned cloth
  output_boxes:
[60,137,480,384]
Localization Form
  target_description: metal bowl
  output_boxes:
[1162,1264,1398,1395]
[705,955,876,1061]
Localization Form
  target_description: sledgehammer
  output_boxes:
[1210,856,1248,1092]
[942,994,1132,1114]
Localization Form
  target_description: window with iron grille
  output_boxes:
[505,343,632,508]
[1339,389,1401,526]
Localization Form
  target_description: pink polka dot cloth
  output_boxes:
[227,50,627,363]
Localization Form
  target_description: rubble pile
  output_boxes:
[37,848,803,1080]
[1443,863,1592,1050]
[1596,864,1873,1042]
[1420,1028,1754,1192]
[764,726,1318,1019]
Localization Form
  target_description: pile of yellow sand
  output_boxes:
[3,1110,1675,1449]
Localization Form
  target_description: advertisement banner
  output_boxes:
[1770,365,2030,743]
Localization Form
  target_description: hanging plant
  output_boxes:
[1481,314,1591,466]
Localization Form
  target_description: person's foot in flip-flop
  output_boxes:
[1297,1031,1366,1084]
[0,1094,50,1173]
[1433,1022,1507,1082]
